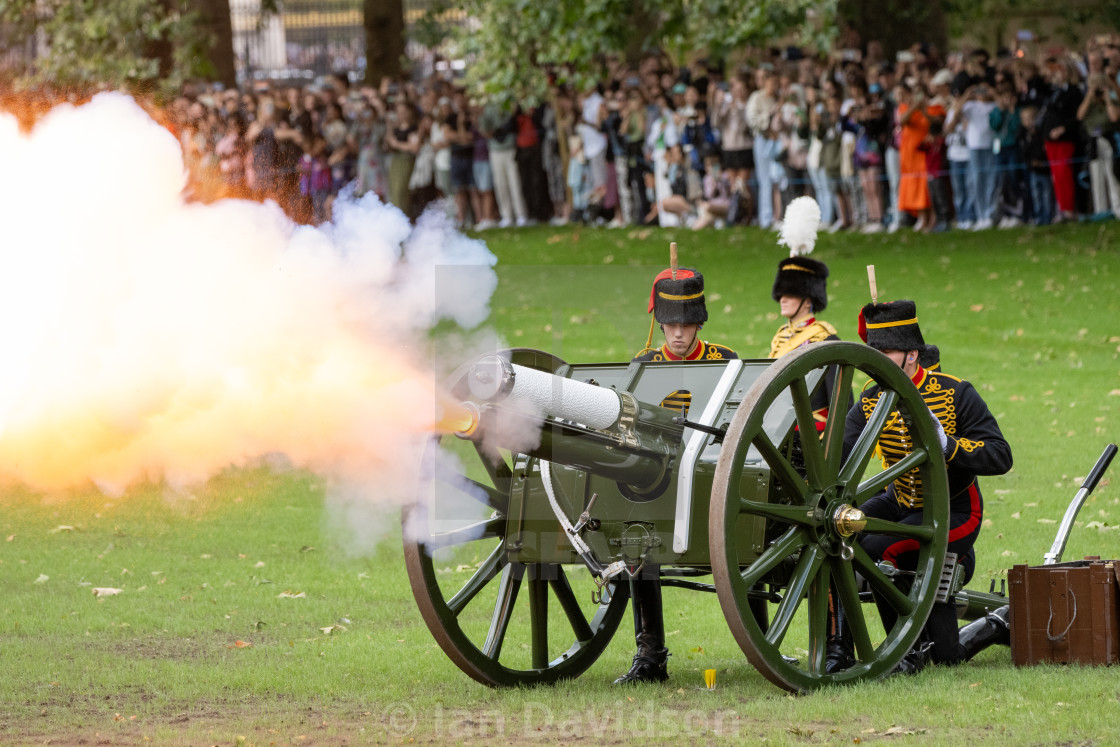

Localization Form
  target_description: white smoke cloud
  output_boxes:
[0,92,497,520]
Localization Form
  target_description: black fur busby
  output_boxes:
[771,257,829,312]
[859,300,926,352]
[649,267,708,325]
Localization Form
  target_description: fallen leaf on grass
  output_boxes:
[278,590,306,598]
[1109,390,1120,397]
[92,587,122,597]
[319,625,347,635]
[1037,518,1057,524]
[34,574,49,584]
[970,304,984,312]
[48,525,75,534]
[228,640,253,649]
[5,534,13,542]
[690,646,704,653]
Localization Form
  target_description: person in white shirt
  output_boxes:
[956,84,998,229]
[579,85,609,199]
[747,70,782,228]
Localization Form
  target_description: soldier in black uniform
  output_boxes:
[831,300,1013,672]
[616,267,735,685]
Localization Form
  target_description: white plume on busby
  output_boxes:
[777,196,822,257]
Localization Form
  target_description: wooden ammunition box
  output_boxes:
[1008,558,1120,667]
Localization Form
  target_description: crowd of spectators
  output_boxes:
[169,33,1120,233]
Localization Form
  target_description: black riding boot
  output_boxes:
[825,594,855,674]
[957,604,1011,661]
[888,601,961,676]
[925,601,966,666]
[614,576,669,684]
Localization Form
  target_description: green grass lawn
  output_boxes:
[2,221,1118,745]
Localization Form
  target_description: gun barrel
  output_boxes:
[460,356,683,492]
[468,356,624,429]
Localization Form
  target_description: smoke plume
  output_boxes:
[0,93,496,511]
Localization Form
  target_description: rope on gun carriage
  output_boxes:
[539,459,640,604]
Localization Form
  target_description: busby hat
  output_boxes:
[857,300,926,352]
[648,267,707,325]
[772,257,829,312]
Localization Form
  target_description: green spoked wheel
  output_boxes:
[403,348,629,687]
[710,341,949,692]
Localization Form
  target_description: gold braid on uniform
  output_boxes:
[769,319,837,358]
[864,372,963,509]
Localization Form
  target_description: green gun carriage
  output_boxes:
[404,342,1007,692]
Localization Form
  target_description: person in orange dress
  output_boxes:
[896,82,934,230]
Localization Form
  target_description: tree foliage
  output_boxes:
[0,0,213,96]
[435,0,837,104]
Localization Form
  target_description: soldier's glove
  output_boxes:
[928,409,948,454]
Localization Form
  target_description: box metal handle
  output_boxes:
[1046,588,1078,642]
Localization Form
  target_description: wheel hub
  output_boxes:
[832,505,866,538]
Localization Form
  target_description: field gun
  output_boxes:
[404,342,1010,692]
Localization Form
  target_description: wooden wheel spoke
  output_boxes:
[765,545,825,647]
[434,459,509,514]
[740,499,822,527]
[474,442,513,504]
[447,542,509,615]
[482,564,525,660]
[790,376,826,489]
[861,516,935,542]
[527,575,549,669]
[822,364,854,477]
[806,562,831,675]
[550,566,593,642]
[830,558,874,661]
[851,546,914,617]
[854,450,928,504]
[753,431,810,504]
[741,526,809,588]
[838,390,899,485]
[430,516,505,549]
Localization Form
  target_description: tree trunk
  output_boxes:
[838,0,948,61]
[364,0,405,87]
[193,0,237,89]
[148,0,176,82]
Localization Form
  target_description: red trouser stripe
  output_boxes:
[947,483,982,543]
[882,483,981,568]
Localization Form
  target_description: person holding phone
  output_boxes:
[1077,71,1120,218]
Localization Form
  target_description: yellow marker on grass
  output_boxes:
[704,669,716,689]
